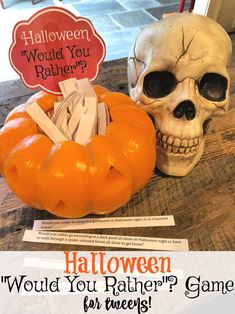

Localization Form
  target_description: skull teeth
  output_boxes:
[157,131,202,154]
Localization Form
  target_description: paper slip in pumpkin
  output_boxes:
[59,78,78,97]
[77,78,97,98]
[26,102,68,143]
[74,97,97,145]
[97,102,110,135]
[68,93,86,137]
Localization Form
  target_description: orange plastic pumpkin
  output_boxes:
[0,86,156,218]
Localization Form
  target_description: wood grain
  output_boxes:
[0,35,234,251]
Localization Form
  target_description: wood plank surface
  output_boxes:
[0,34,234,251]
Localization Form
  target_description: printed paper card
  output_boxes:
[9,7,106,95]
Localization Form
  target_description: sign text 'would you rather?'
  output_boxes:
[9,7,106,94]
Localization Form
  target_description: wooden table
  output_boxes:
[0,34,235,251]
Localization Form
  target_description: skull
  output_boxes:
[128,13,232,176]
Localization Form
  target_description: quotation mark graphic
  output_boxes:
[21,50,27,57]
[1,276,9,283]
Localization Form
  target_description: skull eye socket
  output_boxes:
[199,73,227,101]
[143,71,176,98]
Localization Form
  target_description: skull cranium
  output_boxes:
[128,13,232,176]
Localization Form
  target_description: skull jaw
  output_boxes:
[156,140,205,176]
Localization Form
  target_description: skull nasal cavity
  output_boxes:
[173,100,196,121]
